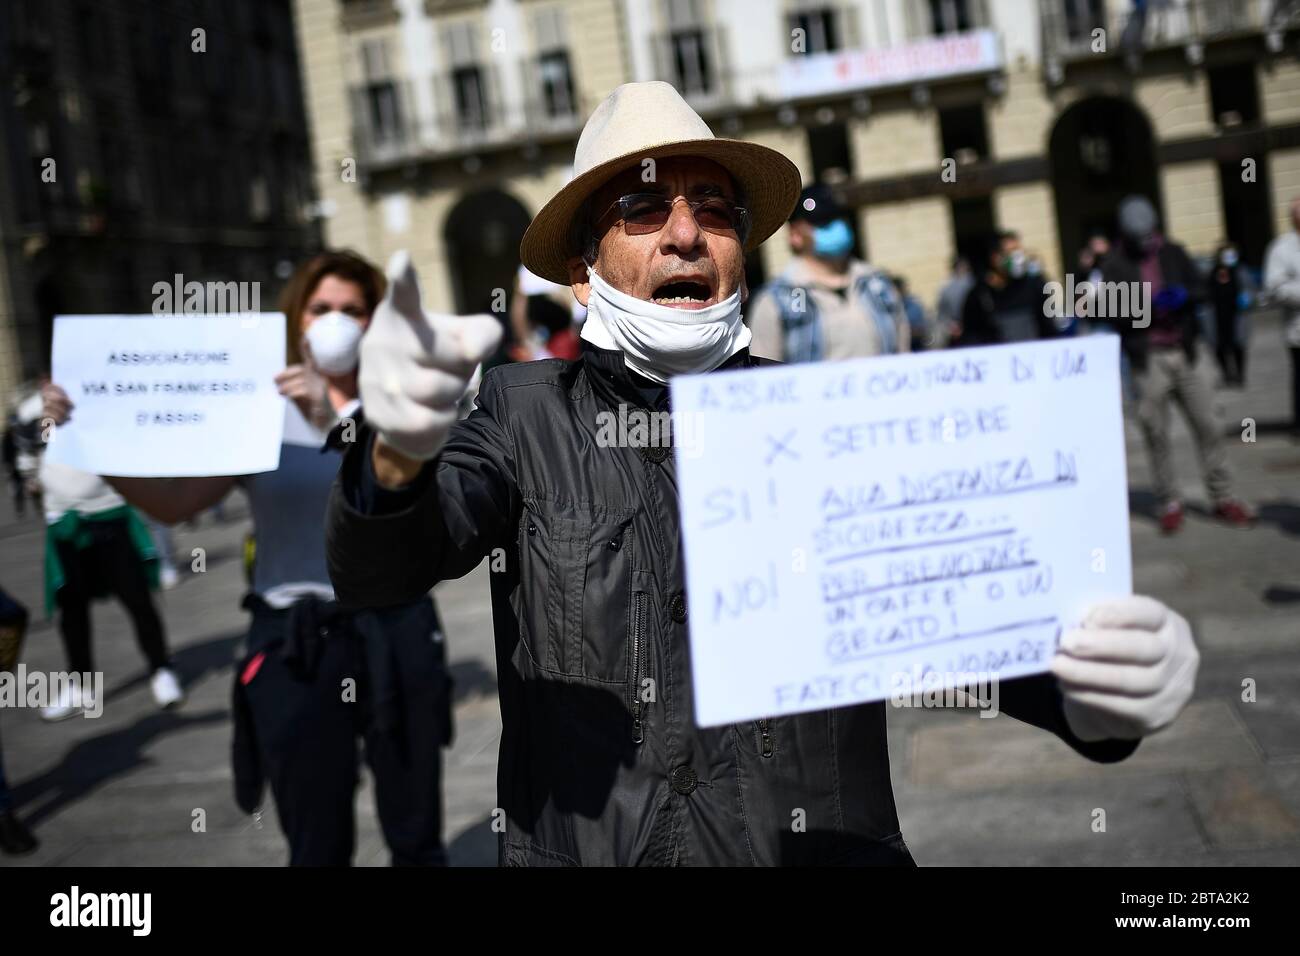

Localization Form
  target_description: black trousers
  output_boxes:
[8,466,23,515]
[235,597,452,866]
[1214,311,1245,384]
[54,517,168,675]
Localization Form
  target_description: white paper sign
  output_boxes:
[45,314,288,477]
[671,336,1132,727]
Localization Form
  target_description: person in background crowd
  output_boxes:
[1025,250,1045,279]
[5,389,46,518]
[1210,243,1247,388]
[953,230,1057,346]
[935,256,974,348]
[36,459,181,719]
[508,264,584,362]
[147,518,180,589]
[1080,233,1111,285]
[893,275,931,350]
[0,585,37,855]
[2,414,21,518]
[1263,196,1300,439]
[1100,195,1254,533]
[749,183,908,362]
[1024,250,1068,332]
[1075,234,1112,334]
[42,250,454,866]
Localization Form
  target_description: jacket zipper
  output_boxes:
[630,592,646,744]
[758,719,773,757]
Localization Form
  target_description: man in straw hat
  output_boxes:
[326,82,1199,866]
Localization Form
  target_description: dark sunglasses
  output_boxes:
[594,192,750,240]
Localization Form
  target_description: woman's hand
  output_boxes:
[274,362,332,431]
[41,382,73,426]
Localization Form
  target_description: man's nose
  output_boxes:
[660,199,706,256]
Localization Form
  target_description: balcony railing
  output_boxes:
[904,0,993,40]
[349,80,416,167]
[650,25,734,112]
[519,55,586,136]
[338,0,400,30]
[1040,0,1300,70]
[429,63,508,147]
[350,62,585,168]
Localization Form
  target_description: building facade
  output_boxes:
[298,0,1300,320]
[0,0,321,408]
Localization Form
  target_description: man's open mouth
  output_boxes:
[652,279,714,309]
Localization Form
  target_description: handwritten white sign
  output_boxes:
[45,314,287,477]
[671,336,1133,727]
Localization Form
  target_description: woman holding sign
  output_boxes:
[42,250,454,866]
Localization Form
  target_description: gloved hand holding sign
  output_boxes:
[1052,595,1199,742]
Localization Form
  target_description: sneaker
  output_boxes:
[40,679,89,722]
[150,667,184,709]
[160,565,179,590]
[0,810,38,855]
[1213,499,1256,528]
[1159,501,1184,534]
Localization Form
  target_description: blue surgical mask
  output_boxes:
[812,219,854,258]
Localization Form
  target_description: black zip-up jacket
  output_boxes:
[326,342,1138,866]
[956,273,1057,346]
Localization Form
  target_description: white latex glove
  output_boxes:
[1050,595,1199,742]
[358,251,502,461]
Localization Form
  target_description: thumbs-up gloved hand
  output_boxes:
[359,251,502,461]
[1050,595,1199,742]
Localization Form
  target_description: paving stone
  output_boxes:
[1181,766,1300,849]
[907,700,1261,791]
[1195,613,1299,656]
[897,774,1205,865]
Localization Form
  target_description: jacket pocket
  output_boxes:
[518,499,634,684]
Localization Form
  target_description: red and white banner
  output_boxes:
[779,29,1002,101]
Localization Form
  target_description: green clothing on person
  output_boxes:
[43,505,159,615]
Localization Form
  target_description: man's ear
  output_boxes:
[567,256,592,307]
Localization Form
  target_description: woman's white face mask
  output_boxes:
[303,311,365,376]
[578,266,750,383]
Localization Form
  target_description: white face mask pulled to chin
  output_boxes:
[578,267,750,384]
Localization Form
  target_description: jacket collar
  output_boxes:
[579,340,759,412]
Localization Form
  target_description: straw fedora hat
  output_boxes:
[519,81,801,285]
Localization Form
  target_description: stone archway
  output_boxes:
[1049,95,1160,271]
[442,188,532,315]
